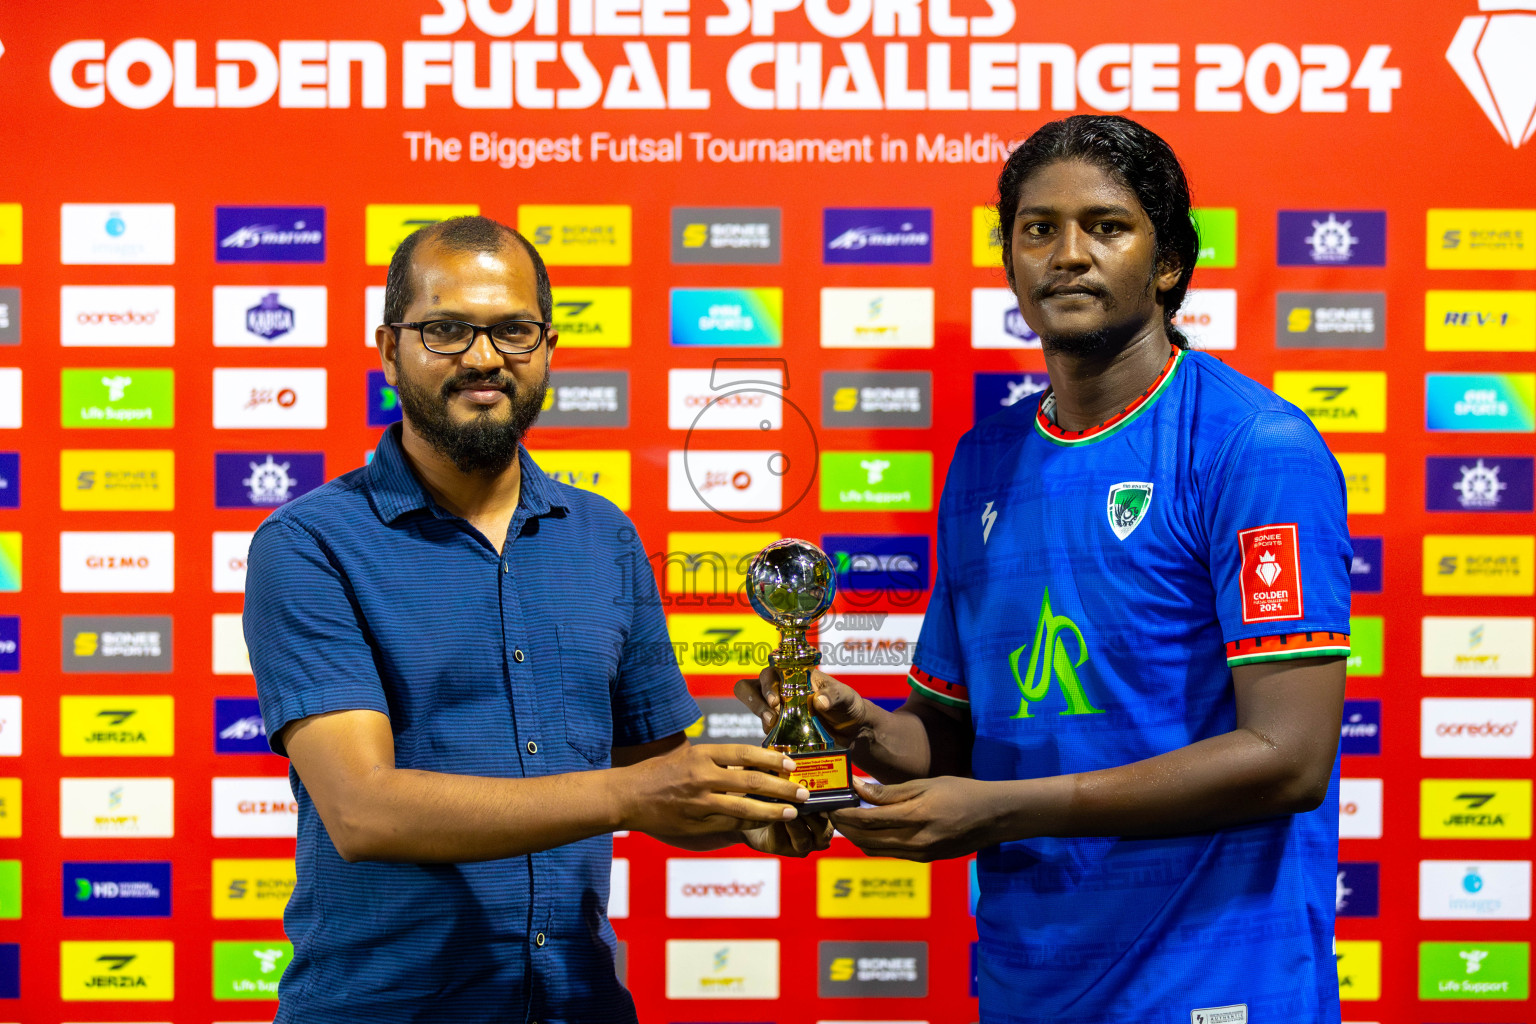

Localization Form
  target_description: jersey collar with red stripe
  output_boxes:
[1034,345,1185,446]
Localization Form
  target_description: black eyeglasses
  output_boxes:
[388,319,550,355]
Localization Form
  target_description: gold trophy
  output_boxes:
[746,538,860,811]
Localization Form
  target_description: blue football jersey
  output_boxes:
[912,348,1351,1024]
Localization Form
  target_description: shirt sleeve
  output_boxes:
[243,516,390,756]
[611,525,700,748]
[1203,410,1353,667]
[909,441,970,707]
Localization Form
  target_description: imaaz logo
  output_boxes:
[1421,778,1532,838]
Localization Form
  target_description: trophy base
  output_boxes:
[754,748,861,813]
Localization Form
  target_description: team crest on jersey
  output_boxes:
[1106,482,1154,540]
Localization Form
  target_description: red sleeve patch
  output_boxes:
[1238,523,1304,624]
[908,666,969,706]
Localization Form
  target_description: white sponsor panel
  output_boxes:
[0,368,20,428]
[213,532,254,594]
[365,285,385,347]
[609,858,630,919]
[667,450,782,512]
[1175,288,1237,350]
[665,939,779,999]
[0,695,20,756]
[666,857,781,919]
[60,203,176,265]
[212,613,252,675]
[821,288,934,349]
[668,368,784,431]
[59,532,175,593]
[1422,616,1534,677]
[1339,778,1383,839]
[213,286,328,347]
[971,287,1040,349]
[59,776,175,837]
[821,613,923,677]
[60,286,176,347]
[213,776,298,838]
[1421,698,1533,759]
[1419,860,1532,920]
[212,368,328,429]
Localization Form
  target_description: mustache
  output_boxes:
[1029,280,1105,303]
[440,370,516,397]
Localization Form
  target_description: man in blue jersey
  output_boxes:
[739,116,1350,1023]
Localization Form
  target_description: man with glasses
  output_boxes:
[243,216,815,1024]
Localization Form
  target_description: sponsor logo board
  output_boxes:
[213,286,327,347]
[1175,288,1236,350]
[1272,372,1387,433]
[59,777,175,837]
[1335,939,1381,1001]
[1423,535,1534,596]
[662,531,779,598]
[212,776,297,838]
[1427,209,1536,270]
[1350,537,1382,593]
[0,694,18,756]
[685,697,766,743]
[818,940,928,997]
[61,616,172,674]
[213,940,294,999]
[212,368,327,429]
[63,861,172,918]
[822,371,931,429]
[212,859,296,919]
[1420,779,1532,839]
[1276,210,1386,266]
[609,857,628,919]
[1347,616,1383,676]
[365,284,385,346]
[0,369,17,429]
[1336,453,1385,514]
[820,452,932,511]
[1335,861,1378,917]
[1425,290,1535,351]
[817,858,930,918]
[0,778,17,837]
[973,371,1049,422]
[1422,616,1534,677]
[216,206,325,263]
[214,697,270,754]
[215,451,323,509]
[1339,778,1383,839]
[59,939,174,1000]
[0,618,15,674]
[60,449,174,511]
[366,368,400,426]
[667,450,781,513]
[212,613,251,676]
[1426,455,1534,512]
[59,532,174,593]
[1340,699,1381,755]
[213,531,254,594]
[60,204,175,265]
[971,206,1002,267]
[664,939,779,999]
[669,367,783,431]
[0,204,18,264]
[823,534,930,593]
[0,532,17,591]
[61,368,174,428]
[1276,292,1386,349]
[1192,207,1237,267]
[364,204,478,265]
[551,286,631,348]
[1421,698,1533,759]
[1419,860,1532,921]
[519,204,631,266]
[820,612,922,676]
[541,449,631,510]
[822,288,934,349]
[1419,940,1529,999]
[60,286,175,347]
[0,451,15,507]
[541,371,628,428]
[672,207,781,264]
[60,696,173,756]
[1426,373,1536,432]
[671,288,783,347]
[823,208,932,264]
[666,614,778,676]
[0,287,17,345]
[666,857,780,918]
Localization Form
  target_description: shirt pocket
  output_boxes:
[555,622,620,766]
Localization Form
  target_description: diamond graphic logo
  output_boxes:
[1255,551,1283,587]
[1448,3,1536,148]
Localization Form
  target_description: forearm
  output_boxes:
[991,726,1332,842]
[325,765,630,863]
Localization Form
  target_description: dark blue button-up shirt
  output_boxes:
[244,425,697,1024]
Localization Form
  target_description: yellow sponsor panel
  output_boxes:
[0,204,20,264]
[519,205,632,266]
[1423,535,1535,597]
[1427,208,1536,270]
[59,450,176,511]
[550,286,631,349]
[1335,453,1385,515]
[972,206,1003,267]
[663,531,780,597]
[0,779,19,838]
[817,857,931,918]
[1272,372,1387,433]
[538,450,630,510]
[1421,778,1532,839]
[1335,939,1381,1001]
[61,940,174,1001]
[1425,290,1536,351]
[667,613,779,675]
[212,858,297,920]
[60,696,175,756]
[364,204,480,265]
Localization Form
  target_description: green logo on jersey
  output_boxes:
[1009,587,1103,717]
[1107,481,1153,540]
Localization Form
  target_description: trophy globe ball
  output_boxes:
[746,538,837,628]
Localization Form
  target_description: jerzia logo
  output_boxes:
[1448,3,1536,148]
[1009,588,1101,718]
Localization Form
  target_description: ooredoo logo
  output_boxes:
[666,858,780,918]
[1422,697,1533,759]
[60,286,175,347]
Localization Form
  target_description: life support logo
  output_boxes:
[1447,4,1536,149]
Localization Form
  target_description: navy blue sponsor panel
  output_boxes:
[1349,536,1382,593]
[1425,455,1534,512]
[215,697,271,754]
[823,208,932,264]
[0,943,15,999]
[973,372,1049,423]
[822,534,930,593]
[62,861,172,918]
[367,370,402,426]
[1334,862,1379,918]
[0,452,17,508]
[215,451,325,509]
[0,616,16,672]
[1340,699,1381,756]
[1276,210,1386,266]
[215,205,326,263]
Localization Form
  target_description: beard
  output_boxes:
[394,360,549,476]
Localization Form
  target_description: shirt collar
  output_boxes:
[367,423,569,525]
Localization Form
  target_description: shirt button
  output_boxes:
[502,561,509,574]
[535,932,546,947]
[514,649,525,663]
[526,740,538,755]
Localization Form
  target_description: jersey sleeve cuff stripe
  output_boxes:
[1225,631,1351,666]
[908,668,969,707]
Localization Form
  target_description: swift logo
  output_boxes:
[981,501,997,544]
[1008,587,1101,718]
[1447,3,1536,148]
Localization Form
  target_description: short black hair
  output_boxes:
[996,115,1200,348]
[383,215,553,327]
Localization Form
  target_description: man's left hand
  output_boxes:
[742,815,835,858]
[830,776,1003,862]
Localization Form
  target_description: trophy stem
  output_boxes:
[764,626,832,754]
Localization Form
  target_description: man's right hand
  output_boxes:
[616,741,809,836]
[734,667,870,748]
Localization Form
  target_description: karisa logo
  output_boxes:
[1448,2,1536,148]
